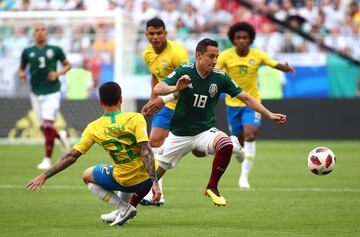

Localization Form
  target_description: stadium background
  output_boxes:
[0,2,360,237]
[0,0,359,140]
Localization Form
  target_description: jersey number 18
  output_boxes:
[193,93,208,108]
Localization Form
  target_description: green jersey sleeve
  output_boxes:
[162,64,188,86]
[223,73,243,97]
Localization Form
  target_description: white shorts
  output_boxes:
[157,127,226,170]
[30,91,61,123]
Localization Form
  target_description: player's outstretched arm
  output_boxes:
[139,142,161,203]
[275,62,296,75]
[236,92,287,124]
[26,149,82,192]
[154,75,191,95]
[142,92,179,116]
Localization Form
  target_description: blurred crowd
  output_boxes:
[1,0,360,57]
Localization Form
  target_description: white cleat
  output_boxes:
[230,136,245,163]
[59,130,70,153]
[37,158,51,170]
[109,205,137,226]
[239,177,250,189]
[101,209,119,223]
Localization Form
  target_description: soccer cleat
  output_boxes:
[109,204,137,226]
[37,158,51,170]
[140,197,165,207]
[230,136,245,164]
[59,130,70,153]
[239,177,250,189]
[205,187,226,206]
[101,209,120,223]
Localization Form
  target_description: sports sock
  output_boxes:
[87,183,128,209]
[41,125,59,158]
[241,141,256,179]
[207,136,233,189]
[129,185,152,207]
[117,191,132,203]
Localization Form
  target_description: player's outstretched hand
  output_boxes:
[285,62,296,75]
[26,174,46,192]
[269,113,287,124]
[151,182,161,205]
[48,71,59,81]
[141,98,164,116]
[176,75,191,91]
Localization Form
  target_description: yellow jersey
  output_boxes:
[143,40,188,110]
[73,111,151,187]
[216,48,278,107]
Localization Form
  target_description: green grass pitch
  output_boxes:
[1,141,359,237]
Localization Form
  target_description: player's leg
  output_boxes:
[239,107,261,188]
[226,106,245,163]
[100,192,132,223]
[43,92,70,152]
[30,93,56,169]
[195,129,233,206]
[111,178,153,226]
[141,107,172,205]
[83,165,137,226]
[155,131,192,182]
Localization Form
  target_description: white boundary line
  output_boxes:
[2,185,360,193]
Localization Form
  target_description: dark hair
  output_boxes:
[146,17,166,30]
[195,38,218,53]
[99,82,122,106]
[227,22,256,44]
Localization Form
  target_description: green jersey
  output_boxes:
[20,45,66,95]
[163,63,242,136]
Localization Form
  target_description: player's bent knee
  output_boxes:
[149,139,164,148]
[82,167,95,184]
[215,136,233,153]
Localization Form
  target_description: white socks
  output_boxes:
[241,141,256,179]
[117,191,132,203]
[87,183,128,209]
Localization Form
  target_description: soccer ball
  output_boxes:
[307,147,336,175]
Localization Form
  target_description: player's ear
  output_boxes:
[118,97,123,106]
[195,51,201,60]
[99,99,104,107]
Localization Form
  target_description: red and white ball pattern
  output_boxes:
[307,147,336,175]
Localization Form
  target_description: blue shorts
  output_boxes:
[92,164,152,192]
[226,106,261,136]
[151,106,174,129]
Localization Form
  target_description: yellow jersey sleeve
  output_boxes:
[258,50,278,68]
[73,124,95,154]
[129,113,149,144]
